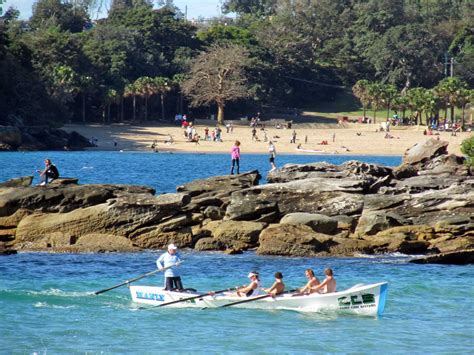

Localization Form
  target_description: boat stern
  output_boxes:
[377,282,389,316]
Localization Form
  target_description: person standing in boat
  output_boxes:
[236,271,261,297]
[263,272,285,296]
[311,268,336,294]
[156,244,183,291]
[296,269,321,295]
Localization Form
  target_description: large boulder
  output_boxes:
[257,224,372,256]
[226,179,365,221]
[402,138,449,166]
[0,176,33,188]
[202,220,266,250]
[280,213,339,234]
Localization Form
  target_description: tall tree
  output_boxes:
[182,44,251,124]
[352,80,371,119]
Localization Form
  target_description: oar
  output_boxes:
[219,293,273,308]
[217,288,299,308]
[153,287,238,308]
[94,262,182,295]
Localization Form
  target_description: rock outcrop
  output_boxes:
[0,138,472,263]
[0,125,93,151]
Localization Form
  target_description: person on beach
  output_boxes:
[296,269,321,295]
[311,268,336,294]
[156,244,183,291]
[236,271,261,297]
[263,272,285,296]
[268,141,277,171]
[290,130,297,144]
[230,140,241,175]
[37,158,59,185]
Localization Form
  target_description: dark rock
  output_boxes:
[410,249,474,265]
[0,176,33,188]
[0,126,22,147]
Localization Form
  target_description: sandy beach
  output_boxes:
[63,122,472,156]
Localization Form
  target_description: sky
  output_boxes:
[7,0,225,20]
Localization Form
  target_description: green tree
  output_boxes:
[154,76,171,121]
[367,82,384,123]
[380,84,398,120]
[460,136,474,167]
[406,87,428,125]
[30,0,89,33]
[182,44,251,124]
[124,82,139,121]
[352,80,371,119]
[134,76,156,121]
[434,77,468,123]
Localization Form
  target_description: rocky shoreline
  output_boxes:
[0,125,93,151]
[1,138,472,264]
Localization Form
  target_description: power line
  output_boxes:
[281,75,347,89]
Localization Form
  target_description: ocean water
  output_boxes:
[0,151,401,192]
[1,152,473,353]
[1,252,473,353]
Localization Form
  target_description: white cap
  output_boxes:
[168,243,178,250]
[248,272,258,278]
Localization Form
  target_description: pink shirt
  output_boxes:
[231,145,241,159]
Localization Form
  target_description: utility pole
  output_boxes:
[185,5,187,20]
[443,52,455,78]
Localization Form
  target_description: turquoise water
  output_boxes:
[1,252,473,353]
[1,152,473,353]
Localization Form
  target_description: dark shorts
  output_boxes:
[269,156,275,163]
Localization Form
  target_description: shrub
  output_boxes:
[460,136,474,167]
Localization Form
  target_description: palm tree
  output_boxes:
[367,82,384,123]
[434,77,468,123]
[134,77,156,121]
[457,89,473,130]
[393,95,409,123]
[406,87,427,125]
[380,84,398,120]
[352,80,371,119]
[78,75,93,124]
[124,82,138,122]
[172,73,186,116]
[104,88,119,124]
[154,76,172,121]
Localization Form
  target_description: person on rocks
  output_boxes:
[311,268,336,294]
[156,244,183,291]
[230,140,241,175]
[263,272,285,296]
[295,269,321,295]
[268,141,277,171]
[37,158,59,185]
[236,271,261,297]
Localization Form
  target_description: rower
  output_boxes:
[311,268,336,294]
[156,244,183,291]
[236,271,261,297]
[263,272,285,296]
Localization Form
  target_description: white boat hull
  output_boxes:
[130,282,388,316]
